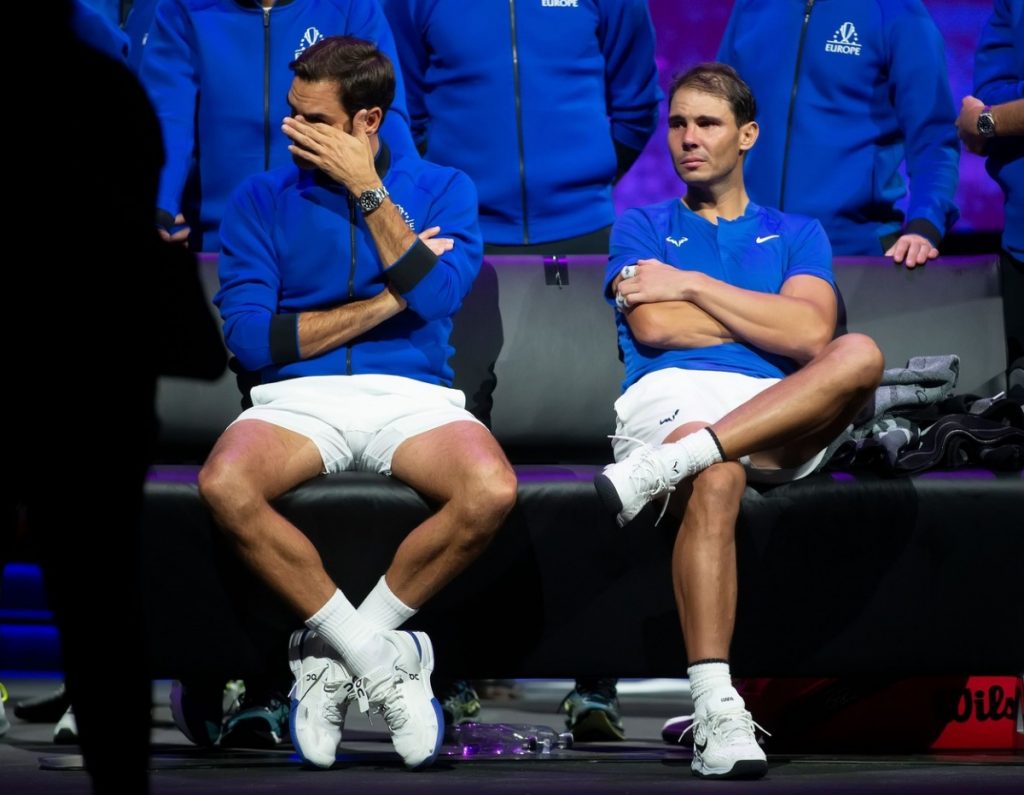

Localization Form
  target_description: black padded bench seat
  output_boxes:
[144,254,1024,680]
[143,465,1023,679]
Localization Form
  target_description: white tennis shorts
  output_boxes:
[232,374,482,475]
[613,368,828,484]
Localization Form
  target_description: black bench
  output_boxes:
[144,254,1023,680]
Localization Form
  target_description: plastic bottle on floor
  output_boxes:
[447,722,573,757]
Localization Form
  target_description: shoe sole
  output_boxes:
[593,473,624,515]
[404,631,444,770]
[692,758,768,779]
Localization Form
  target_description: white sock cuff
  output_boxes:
[357,575,417,631]
[677,428,724,476]
[305,588,357,631]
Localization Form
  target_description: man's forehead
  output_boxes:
[669,88,732,117]
[288,78,344,111]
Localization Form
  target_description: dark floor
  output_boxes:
[2,678,1021,793]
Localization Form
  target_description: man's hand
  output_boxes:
[418,226,454,257]
[956,95,989,154]
[885,234,939,269]
[282,109,379,194]
[157,212,190,245]
[615,258,702,308]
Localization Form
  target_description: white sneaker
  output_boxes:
[594,440,676,527]
[53,705,78,744]
[355,630,442,769]
[685,689,768,779]
[288,629,352,769]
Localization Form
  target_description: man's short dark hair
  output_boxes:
[290,36,395,118]
[669,62,756,126]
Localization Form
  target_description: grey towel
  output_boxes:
[857,354,960,425]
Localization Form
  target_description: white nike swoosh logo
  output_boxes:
[665,236,689,247]
[756,235,780,244]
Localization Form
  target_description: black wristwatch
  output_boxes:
[977,107,997,138]
[356,185,389,215]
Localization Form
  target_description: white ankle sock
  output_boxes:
[357,575,417,631]
[661,428,724,483]
[306,589,390,676]
[688,660,733,709]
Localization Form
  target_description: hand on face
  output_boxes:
[282,109,379,193]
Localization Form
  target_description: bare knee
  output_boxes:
[450,458,517,545]
[691,461,746,505]
[683,462,746,541]
[832,333,885,390]
[198,457,265,535]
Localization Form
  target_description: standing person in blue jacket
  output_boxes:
[379,0,659,741]
[380,0,661,254]
[956,0,1024,365]
[594,63,883,779]
[199,35,517,771]
[137,0,416,252]
[718,0,960,267]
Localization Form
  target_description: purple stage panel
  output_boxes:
[615,0,1004,235]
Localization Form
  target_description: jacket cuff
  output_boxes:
[904,218,943,247]
[270,313,300,364]
[388,239,438,295]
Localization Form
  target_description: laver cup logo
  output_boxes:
[825,22,861,56]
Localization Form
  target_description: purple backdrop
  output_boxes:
[614,0,1004,235]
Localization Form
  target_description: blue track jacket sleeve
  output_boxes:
[598,0,661,153]
[216,181,283,373]
[349,0,417,159]
[884,3,960,242]
[387,170,482,321]
[974,0,1024,106]
[716,1,741,65]
[137,0,197,218]
[605,208,660,301]
[378,0,430,150]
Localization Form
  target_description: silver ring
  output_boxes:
[620,264,637,280]
[615,292,629,311]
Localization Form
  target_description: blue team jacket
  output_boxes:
[974,0,1024,260]
[381,0,661,246]
[718,0,960,255]
[216,143,482,386]
[138,0,416,252]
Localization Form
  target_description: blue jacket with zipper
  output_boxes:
[718,0,960,255]
[974,0,1023,260]
[381,0,661,246]
[216,142,482,386]
[138,0,415,252]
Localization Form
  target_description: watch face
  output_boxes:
[978,111,996,137]
[358,187,388,213]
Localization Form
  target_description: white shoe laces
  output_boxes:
[608,435,675,524]
[297,663,349,726]
[354,674,409,732]
[678,709,770,746]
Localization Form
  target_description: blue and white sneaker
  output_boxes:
[356,630,443,769]
[288,629,353,769]
[684,689,768,779]
[220,689,289,749]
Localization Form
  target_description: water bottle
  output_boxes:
[445,722,574,757]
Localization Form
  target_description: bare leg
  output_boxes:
[198,419,335,618]
[663,421,746,661]
[712,333,883,466]
[385,421,517,607]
